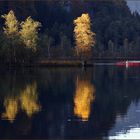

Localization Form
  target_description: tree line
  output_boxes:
[1,0,140,66]
[1,0,139,60]
[0,11,41,65]
[0,10,95,65]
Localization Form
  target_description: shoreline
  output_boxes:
[1,58,140,67]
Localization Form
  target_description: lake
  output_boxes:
[0,65,140,139]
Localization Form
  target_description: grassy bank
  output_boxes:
[1,57,140,67]
[36,60,94,67]
[36,57,140,67]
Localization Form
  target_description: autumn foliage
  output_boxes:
[2,10,19,37]
[20,17,41,52]
[74,77,96,121]
[74,13,96,57]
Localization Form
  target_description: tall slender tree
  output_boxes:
[20,17,41,52]
[2,10,19,37]
[74,13,96,58]
[2,10,19,64]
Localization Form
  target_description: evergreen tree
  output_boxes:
[41,34,54,58]
[60,33,72,58]
[123,38,129,57]
[108,40,114,57]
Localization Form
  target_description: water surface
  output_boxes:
[0,66,140,139]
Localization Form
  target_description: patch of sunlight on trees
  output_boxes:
[20,17,41,52]
[2,10,19,37]
[1,10,96,63]
[74,13,96,57]
[74,77,96,121]
[1,10,41,64]
[1,10,74,62]
[2,10,20,63]
[1,82,41,123]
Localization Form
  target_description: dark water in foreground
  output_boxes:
[0,66,140,139]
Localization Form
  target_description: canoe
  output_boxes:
[116,61,140,67]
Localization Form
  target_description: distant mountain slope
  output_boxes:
[0,0,140,51]
[127,0,140,14]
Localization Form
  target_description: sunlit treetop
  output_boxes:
[20,16,41,52]
[74,13,96,56]
[2,10,19,37]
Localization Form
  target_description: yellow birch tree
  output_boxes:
[20,17,41,52]
[2,10,19,63]
[74,13,96,57]
[2,10,19,37]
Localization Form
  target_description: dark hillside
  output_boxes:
[0,0,140,58]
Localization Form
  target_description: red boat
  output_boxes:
[116,61,140,67]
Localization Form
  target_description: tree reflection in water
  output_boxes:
[2,81,40,122]
[2,98,18,122]
[74,74,96,121]
[20,82,40,117]
[1,67,140,139]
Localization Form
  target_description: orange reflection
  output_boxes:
[20,82,40,117]
[74,77,96,121]
[2,81,40,122]
[2,98,18,123]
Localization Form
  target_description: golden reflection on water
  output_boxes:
[2,81,40,122]
[20,82,40,117]
[2,98,18,123]
[74,77,96,121]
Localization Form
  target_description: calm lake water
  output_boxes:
[0,65,140,139]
